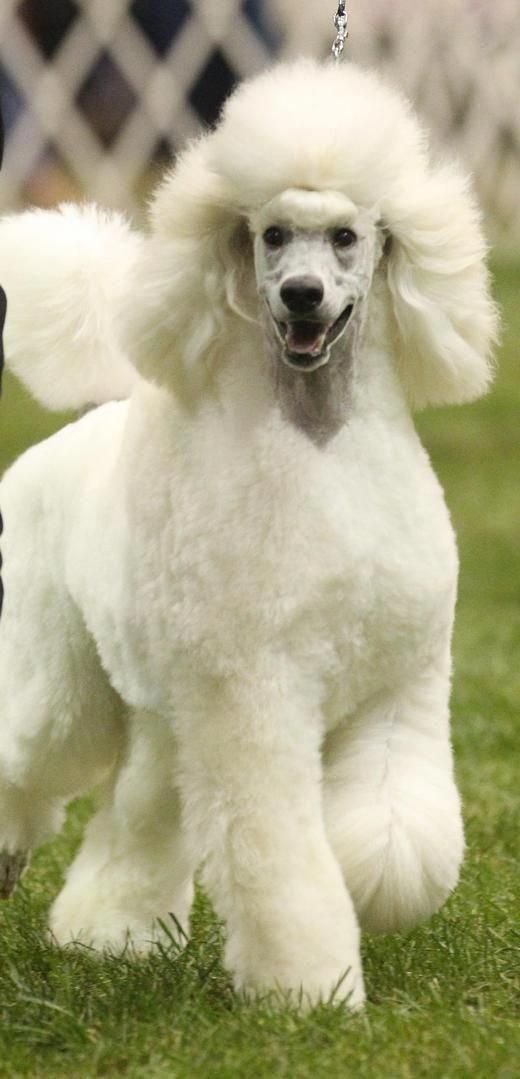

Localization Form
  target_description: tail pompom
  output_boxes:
[0,203,142,410]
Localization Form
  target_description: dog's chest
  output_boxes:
[118,416,457,715]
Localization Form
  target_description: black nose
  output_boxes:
[280,276,324,315]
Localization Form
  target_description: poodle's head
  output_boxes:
[251,188,382,376]
[126,60,498,413]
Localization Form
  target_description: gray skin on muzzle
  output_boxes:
[254,214,384,445]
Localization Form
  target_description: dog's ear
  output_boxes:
[122,139,255,406]
[384,161,499,409]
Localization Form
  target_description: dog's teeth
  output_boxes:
[311,334,327,356]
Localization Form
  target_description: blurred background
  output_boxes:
[0,0,519,251]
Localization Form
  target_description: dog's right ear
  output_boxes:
[122,139,253,407]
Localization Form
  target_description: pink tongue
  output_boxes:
[286,322,326,355]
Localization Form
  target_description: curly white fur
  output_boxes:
[0,60,497,1009]
[0,202,141,409]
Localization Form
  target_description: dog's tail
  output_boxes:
[0,203,142,411]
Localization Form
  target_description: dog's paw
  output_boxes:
[228,938,365,1012]
[234,965,365,1012]
[49,886,192,956]
[49,918,182,957]
[0,849,29,898]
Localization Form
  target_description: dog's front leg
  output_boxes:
[175,668,364,1009]
[323,653,464,935]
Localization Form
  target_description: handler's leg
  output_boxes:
[323,658,464,934]
[50,711,194,951]
[174,667,364,1008]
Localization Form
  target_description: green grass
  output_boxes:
[0,266,519,1077]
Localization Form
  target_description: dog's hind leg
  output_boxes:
[0,649,124,900]
[49,711,194,953]
[0,569,125,896]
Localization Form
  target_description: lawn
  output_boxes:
[0,265,518,1078]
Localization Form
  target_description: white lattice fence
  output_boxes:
[271,0,520,250]
[1,1,519,249]
[0,0,274,215]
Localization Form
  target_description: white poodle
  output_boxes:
[0,60,497,1008]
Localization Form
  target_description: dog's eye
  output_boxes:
[332,228,357,249]
[263,226,286,249]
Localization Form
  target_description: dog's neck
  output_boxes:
[263,302,366,447]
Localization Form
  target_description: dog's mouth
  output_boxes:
[272,303,355,372]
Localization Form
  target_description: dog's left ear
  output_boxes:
[384,161,499,409]
[122,138,253,406]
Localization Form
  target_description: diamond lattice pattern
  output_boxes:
[0,0,518,248]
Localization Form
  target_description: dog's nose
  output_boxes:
[280,276,324,315]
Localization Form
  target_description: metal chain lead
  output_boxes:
[332,2,349,60]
